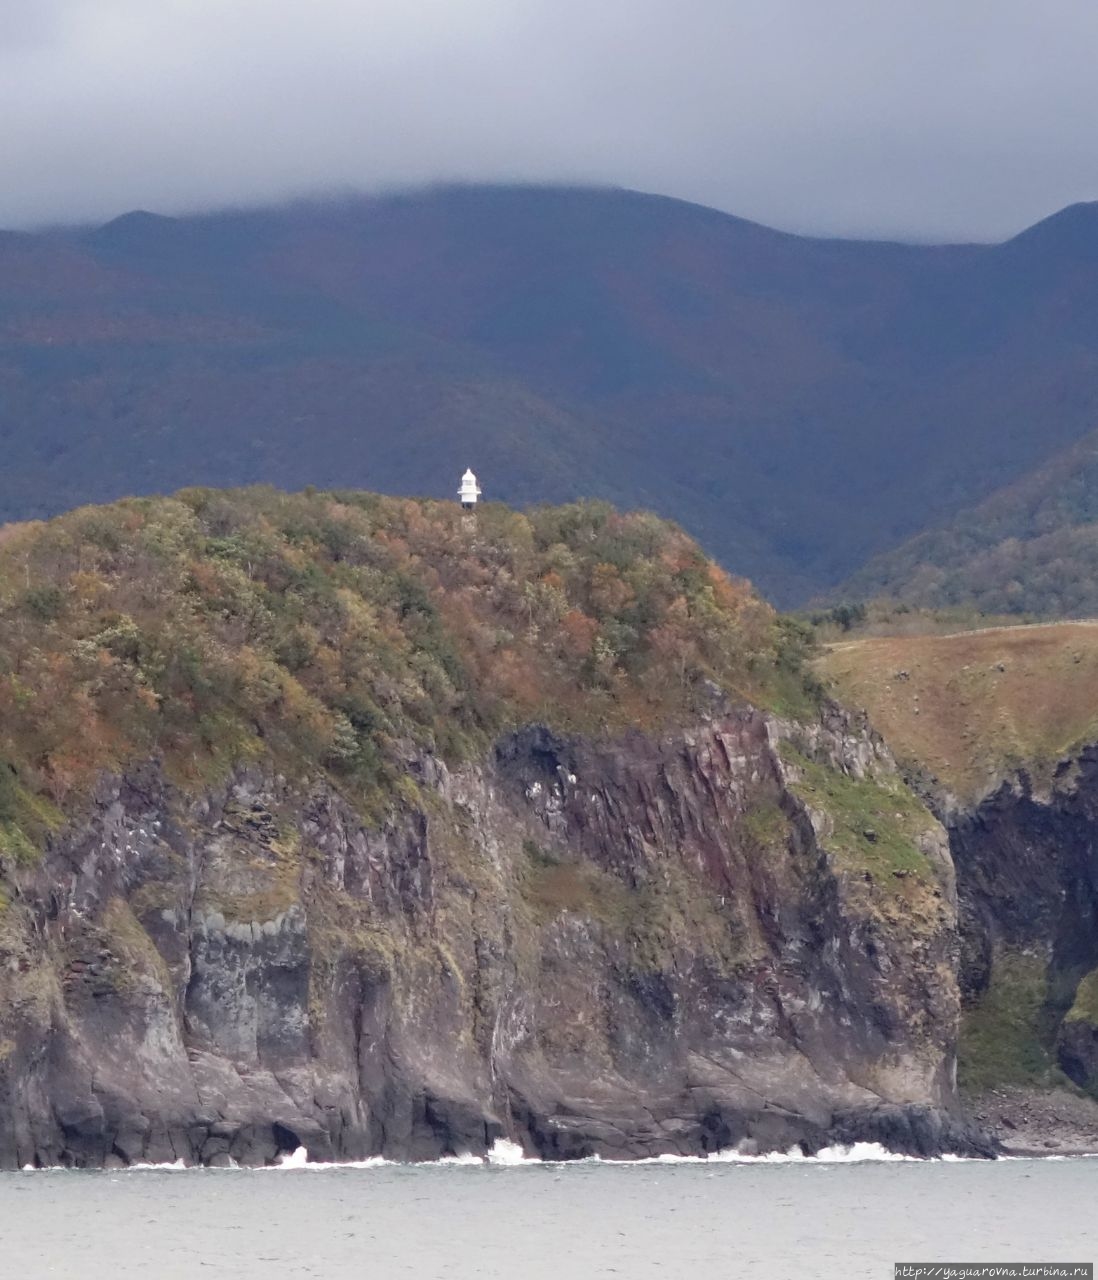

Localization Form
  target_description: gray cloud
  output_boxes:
[3,0,1098,239]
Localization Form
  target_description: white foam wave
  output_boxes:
[203,1147,491,1173]
[119,1158,190,1172]
[708,1141,917,1164]
[486,1138,530,1165]
[568,1141,921,1166]
[264,1150,389,1171]
[22,1137,1093,1173]
[262,1144,526,1171]
[275,1146,310,1169]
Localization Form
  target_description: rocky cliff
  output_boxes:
[950,757,1098,1102]
[0,489,995,1167]
[819,626,1098,1148]
[0,704,989,1169]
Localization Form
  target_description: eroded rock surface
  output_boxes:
[945,753,1098,1100]
[0,707,991,1167]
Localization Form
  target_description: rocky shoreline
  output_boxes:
[964,1087,1098,1158]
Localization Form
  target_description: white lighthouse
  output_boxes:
[458,468,481,510]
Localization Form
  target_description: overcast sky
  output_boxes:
[3,0,1097,240]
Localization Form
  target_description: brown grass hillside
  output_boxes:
[817,622,1098,802]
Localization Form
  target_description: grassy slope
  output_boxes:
[1066,969,1098,1025]
[817,621,1098,802]
[779,743,936,880]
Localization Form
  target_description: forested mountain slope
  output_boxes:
[836,428,1098,617]
[6,187,1098,603]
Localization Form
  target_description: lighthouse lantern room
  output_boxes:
[459,468,481,510]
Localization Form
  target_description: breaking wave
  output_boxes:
[268,1149,389,1171]
[708,1141,919,1163]
[266,1138,531,1170]
[252,1139,933,1170]
[486,1139,530,1166]
[37,1137,1097,1173]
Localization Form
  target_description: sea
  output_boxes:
[1,1142,1095,1279]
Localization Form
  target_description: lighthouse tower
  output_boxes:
[458,468,481,510]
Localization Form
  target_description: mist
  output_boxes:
[3,0,1098,240]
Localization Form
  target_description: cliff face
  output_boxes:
[948,755,1098,1099]
[817,626,1098,1122]
[0,706,987,1169]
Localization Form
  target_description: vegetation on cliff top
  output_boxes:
[0,487,818,843]
[817,622,1098,801]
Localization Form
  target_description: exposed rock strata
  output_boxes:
[0,708,992,1168]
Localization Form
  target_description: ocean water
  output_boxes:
[1,1146,1095,1279]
